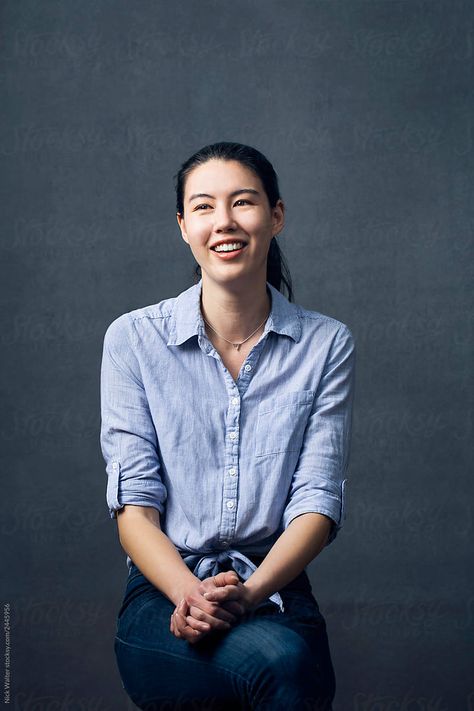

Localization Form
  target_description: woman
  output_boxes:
[100,141,356,710]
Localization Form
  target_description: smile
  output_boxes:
[211,243,247,260]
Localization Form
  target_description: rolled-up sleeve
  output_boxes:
[100,314,167,519]
[280,324,356,545]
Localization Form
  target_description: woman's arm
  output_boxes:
[116,505,199,606]
[202,512,332,610]
[117,505,243,643]
[242,512,332,607]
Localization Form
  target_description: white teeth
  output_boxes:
[213,242,245,252]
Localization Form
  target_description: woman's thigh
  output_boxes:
[115,571,244,709]
[114,566,335,710]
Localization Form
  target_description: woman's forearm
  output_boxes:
[243,512,333,607]
[116,505,199,606]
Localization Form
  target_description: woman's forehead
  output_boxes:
[185,159,260,192]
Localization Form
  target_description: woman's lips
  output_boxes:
[211,244,247,260]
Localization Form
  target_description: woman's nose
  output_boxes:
[213,205,237,231]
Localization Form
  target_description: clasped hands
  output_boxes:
[169,570,258,644]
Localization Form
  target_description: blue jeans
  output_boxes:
[114,555,336,710]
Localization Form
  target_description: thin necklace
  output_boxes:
[203,315,268,351]
[202,303,270,352]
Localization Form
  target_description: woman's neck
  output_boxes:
[200,278,271,345]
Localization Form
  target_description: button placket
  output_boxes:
[219,385,242,548]
[217,347,263,548]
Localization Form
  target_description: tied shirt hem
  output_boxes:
[125,549,285,613]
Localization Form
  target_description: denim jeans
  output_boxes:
[114,555,336,710]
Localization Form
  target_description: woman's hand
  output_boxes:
[169,570,247,644]
[202,577,258,614]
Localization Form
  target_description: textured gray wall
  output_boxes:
[1,1,472,709]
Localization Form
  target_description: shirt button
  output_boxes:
[229,431,237,440]
[112,462,118,469]
[229,468,236,476]
[226,501,235,510]
[232,397,239,405]
[221,540,229,546]
[244,364,252,372]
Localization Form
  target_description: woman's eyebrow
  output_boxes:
[188,188,260,203]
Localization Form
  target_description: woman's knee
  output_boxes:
[256,631,314,681]
[248,630,334,710]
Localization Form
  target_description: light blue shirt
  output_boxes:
[100,278,356,612]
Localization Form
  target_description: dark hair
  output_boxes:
[173,141,294,302]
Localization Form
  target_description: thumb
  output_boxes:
[214,571,239,587]
[224,570,240,584]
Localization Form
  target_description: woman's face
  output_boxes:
[176,159,284,285]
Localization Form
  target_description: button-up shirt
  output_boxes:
[100,278,356,612]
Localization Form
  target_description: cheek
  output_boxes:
[187,221,210,245]
[244,211,272,234]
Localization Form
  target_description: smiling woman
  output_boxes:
[175,153,286,299]
[100,141,356,710]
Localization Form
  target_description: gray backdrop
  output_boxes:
[1,1,472,709]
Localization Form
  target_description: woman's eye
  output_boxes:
[194,199,251,211]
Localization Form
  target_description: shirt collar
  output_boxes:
[167,278,302,347]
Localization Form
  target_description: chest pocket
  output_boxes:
[255,389,314,457]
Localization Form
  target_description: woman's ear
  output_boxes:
[176,212,189,245]
[272,199,285,235]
